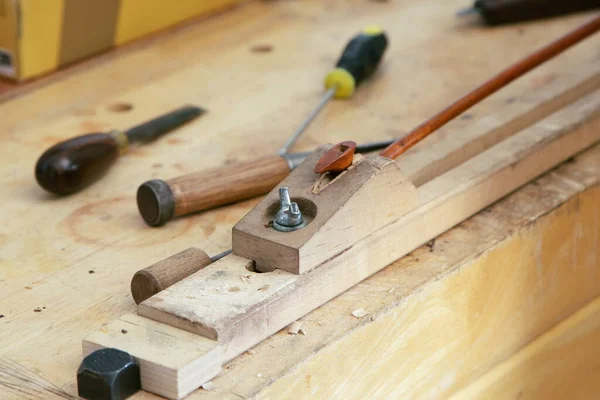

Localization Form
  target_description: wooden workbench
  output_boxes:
[1,1,599,399]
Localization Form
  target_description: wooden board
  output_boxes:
[0,0,599,398]
[451,296,600,399]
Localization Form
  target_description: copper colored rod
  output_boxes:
[379,14,600,160]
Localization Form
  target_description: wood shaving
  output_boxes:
[388,287,395,294]
[299,327,308,336]
[202,381,216,391]
[257,373,263,378]
[351,308,368,318]
[239,275,252,283]
[288,321,301,335]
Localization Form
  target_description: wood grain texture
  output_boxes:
[170,155,290,216]
[130,247,212,304]
[185,143,600,400]
[138,89,600,381]
[451,296,600,400]
[83,313,221,399]
[1,0,599,398]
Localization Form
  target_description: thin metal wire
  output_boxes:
[210,249,232,262]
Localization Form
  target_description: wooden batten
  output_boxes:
[232,150,419,274]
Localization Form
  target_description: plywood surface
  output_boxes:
[0,0,599,398]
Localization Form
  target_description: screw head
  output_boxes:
[272,187,306,232]
[77,348,140,400]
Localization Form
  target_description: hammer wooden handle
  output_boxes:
[131,248,212,304]
[137,155,291,226]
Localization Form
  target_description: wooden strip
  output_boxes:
[0,355,77,400]
[450,296,600,399]
[398,66,600,187]
[83,313,221,399]
[139,89,600,365]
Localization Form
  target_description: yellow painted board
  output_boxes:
[0,0,19,78]
[116,0,243,45]
[17,0,65,79]
[2,0,243,81]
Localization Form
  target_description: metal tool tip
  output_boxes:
[211,249,233,262]
[456,7,478,17]
[183,105,207,116]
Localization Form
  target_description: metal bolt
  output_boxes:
[77,348,141,400]
[272,187,306,232]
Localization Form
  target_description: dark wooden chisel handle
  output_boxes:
[35,133,122,195]
[137,155,291,226]
[473,0,600,25]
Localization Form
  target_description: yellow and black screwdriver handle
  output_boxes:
[324,26,389,98]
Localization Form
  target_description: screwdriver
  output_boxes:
[35,106,204,195]
[458,0,600,25]
[136,27,389,226]
[278,26,389,155]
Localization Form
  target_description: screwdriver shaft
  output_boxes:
[278,87,336,155]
